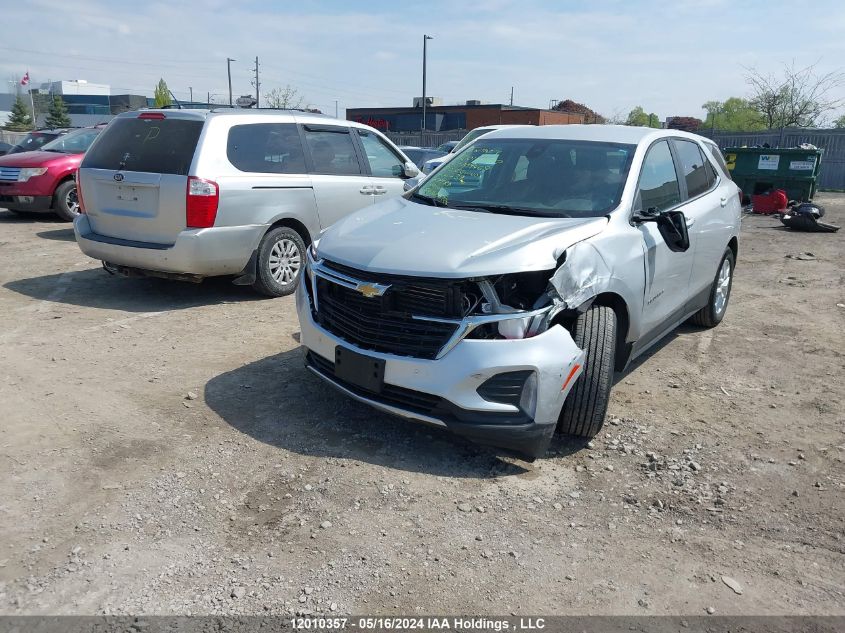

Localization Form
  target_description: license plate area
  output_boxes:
[335,346,385,393]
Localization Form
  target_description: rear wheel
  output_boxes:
[53,180,80,222]
[252,226,306,297]
[557,305,617,439]
[689,248,734,328]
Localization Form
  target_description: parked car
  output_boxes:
[398,145,447,169]
[74,109,418,297]
[0,141,12,156]
[435,140,459,154]
[422,124,525,174]
[0,126,105,220]
[6,128,72,155]
[297,125,741,458]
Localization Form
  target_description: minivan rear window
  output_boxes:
[82,117,203,175]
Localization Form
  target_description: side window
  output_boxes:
[704,142,732,181]
[675,139,715,198]
[303,128,362,176]
[227,123,306,174]
[637,140,681,212]
[357,131,404,178]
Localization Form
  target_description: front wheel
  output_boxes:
[689,248,735,328]
[557,305,617,438]
[251,226,306,297]
[53,180,80,222]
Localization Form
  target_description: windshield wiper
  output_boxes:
[452,204,562,217]
[410,192,447,208]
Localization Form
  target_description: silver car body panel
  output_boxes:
[75,109,413,278]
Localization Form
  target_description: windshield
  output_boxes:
[41,127,102,154]
[415,138,636,218]
[9,132,59,154]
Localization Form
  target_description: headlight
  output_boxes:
[17,167,48,182]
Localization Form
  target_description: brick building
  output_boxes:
[347,102,583,133]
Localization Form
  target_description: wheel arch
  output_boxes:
[266,217,313,246]
[591,292,631,372]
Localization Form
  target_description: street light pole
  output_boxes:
[227,57,236,107]
[421,34,433,144]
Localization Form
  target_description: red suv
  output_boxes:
[0,125,105,221]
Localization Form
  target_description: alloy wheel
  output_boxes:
[268,238,301,285]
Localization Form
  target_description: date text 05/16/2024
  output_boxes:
[290,617,546,630]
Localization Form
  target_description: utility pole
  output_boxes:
[253,56,260,106]
[189,86,193,102]
[207,92,211,107]
[334,100,338,118]
[421,34,433,144]
[510,86,514,106]
[226,57,236,106]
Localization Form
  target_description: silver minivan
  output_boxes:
[74,109,418,296]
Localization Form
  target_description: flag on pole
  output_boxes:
[20,71,30,86]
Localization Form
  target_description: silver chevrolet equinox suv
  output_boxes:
[74,109,418,296]
[297,125,741,458]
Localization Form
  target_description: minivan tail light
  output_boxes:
[75,169,86,214]
[186,177,219,228]
[138,112,166,120]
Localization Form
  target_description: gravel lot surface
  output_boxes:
[0,196,843,616]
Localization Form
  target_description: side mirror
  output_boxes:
[402,161,420,179]
[403,175,422,192]
[633,208,690,253]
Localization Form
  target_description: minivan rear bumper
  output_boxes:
[73,215,264,277]
[295,281,585,458]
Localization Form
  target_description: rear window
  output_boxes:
[82,117,203,175]
[704,142,732,180]
[674,139,716,198]
[227,123,306,174]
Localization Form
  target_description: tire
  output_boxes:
[689,248,735,328]
[251,226,306,297]
[557,305,617,438]
[53,180,80,222]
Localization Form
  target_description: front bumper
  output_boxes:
[295,282,585,458]
[73,214,264,277]
[0,194,53,212]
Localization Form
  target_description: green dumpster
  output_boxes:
[723,147,823,202]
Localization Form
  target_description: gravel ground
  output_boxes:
[0,195,843,616]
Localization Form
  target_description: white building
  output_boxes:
[40,80,110,96]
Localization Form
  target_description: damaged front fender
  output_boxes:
[548,240,614,310]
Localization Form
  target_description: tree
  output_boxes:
[625,106,660,128]
[4,96,34,131]
[264,85,308,110]
[702,97,766,132]
[552,99,605,123]
[154,79,171,108]
[833,114,845,128]
[666,116,703,132]
[44,96,71,128]
[745,61,845,129]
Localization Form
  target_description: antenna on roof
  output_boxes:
[168,89,183,109]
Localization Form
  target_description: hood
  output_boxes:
[316,197,609,278]
[0,150,80,167]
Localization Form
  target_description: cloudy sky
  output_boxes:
[2,0,844,121]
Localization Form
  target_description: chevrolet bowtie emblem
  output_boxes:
[355,282,390,298]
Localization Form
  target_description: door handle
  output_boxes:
[720,196,728,207]
[359,186,374,195]
[373,186,387,195]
